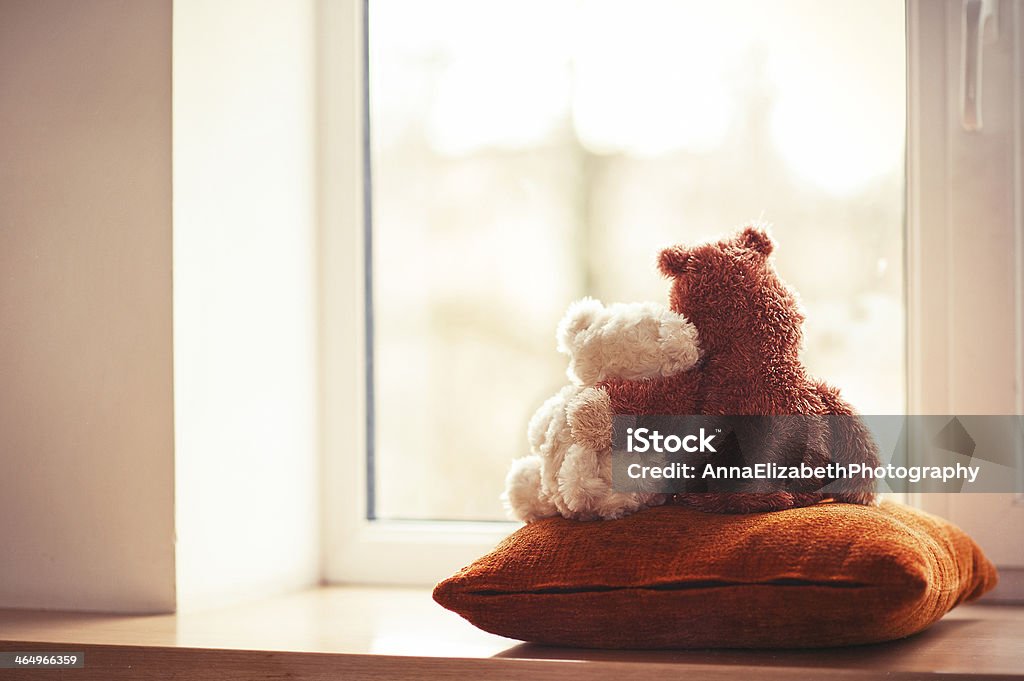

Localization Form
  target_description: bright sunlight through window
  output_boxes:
[369,0,906,521]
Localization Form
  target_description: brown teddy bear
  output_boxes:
[595,226,880,513]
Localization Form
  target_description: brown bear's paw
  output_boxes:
[831,489,878,506]
[672,492,826,514]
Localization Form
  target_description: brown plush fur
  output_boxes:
[600,226,880,513]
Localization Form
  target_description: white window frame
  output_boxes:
[319,0,514,586]
[907,0,1024,600]
[323,0,1024,590]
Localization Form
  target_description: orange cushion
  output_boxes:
[433,502,997,649]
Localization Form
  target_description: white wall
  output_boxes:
[172,0,321,611]
[0,0,176,612]
[0,0,322,614]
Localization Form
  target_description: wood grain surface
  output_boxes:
[0,587,1021,680]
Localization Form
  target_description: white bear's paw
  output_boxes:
[501,455,558,523]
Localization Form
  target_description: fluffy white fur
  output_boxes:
[502,300,701,522]
[557,297,701,385]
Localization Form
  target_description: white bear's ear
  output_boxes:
[556,297,604,355]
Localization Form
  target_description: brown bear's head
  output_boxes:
[657,226,805,357]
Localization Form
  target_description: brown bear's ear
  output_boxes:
[657,246,690,278]
[738,226,774,256]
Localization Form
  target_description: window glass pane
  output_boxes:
[369,0,906,521]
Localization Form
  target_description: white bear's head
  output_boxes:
[555,298,701,386]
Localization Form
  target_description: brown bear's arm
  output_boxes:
[811,380,880,504]
[599,371,702,416]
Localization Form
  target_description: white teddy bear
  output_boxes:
[502,298,701,522]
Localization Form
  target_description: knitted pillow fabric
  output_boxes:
[433,502,997,649]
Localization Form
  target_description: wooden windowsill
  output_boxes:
[0,587,1021,680]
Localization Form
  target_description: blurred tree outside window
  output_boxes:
[369,0,906,521]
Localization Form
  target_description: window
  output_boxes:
[323,0,1024,589]
[368,0,906,522]
[905,0,1024,589]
